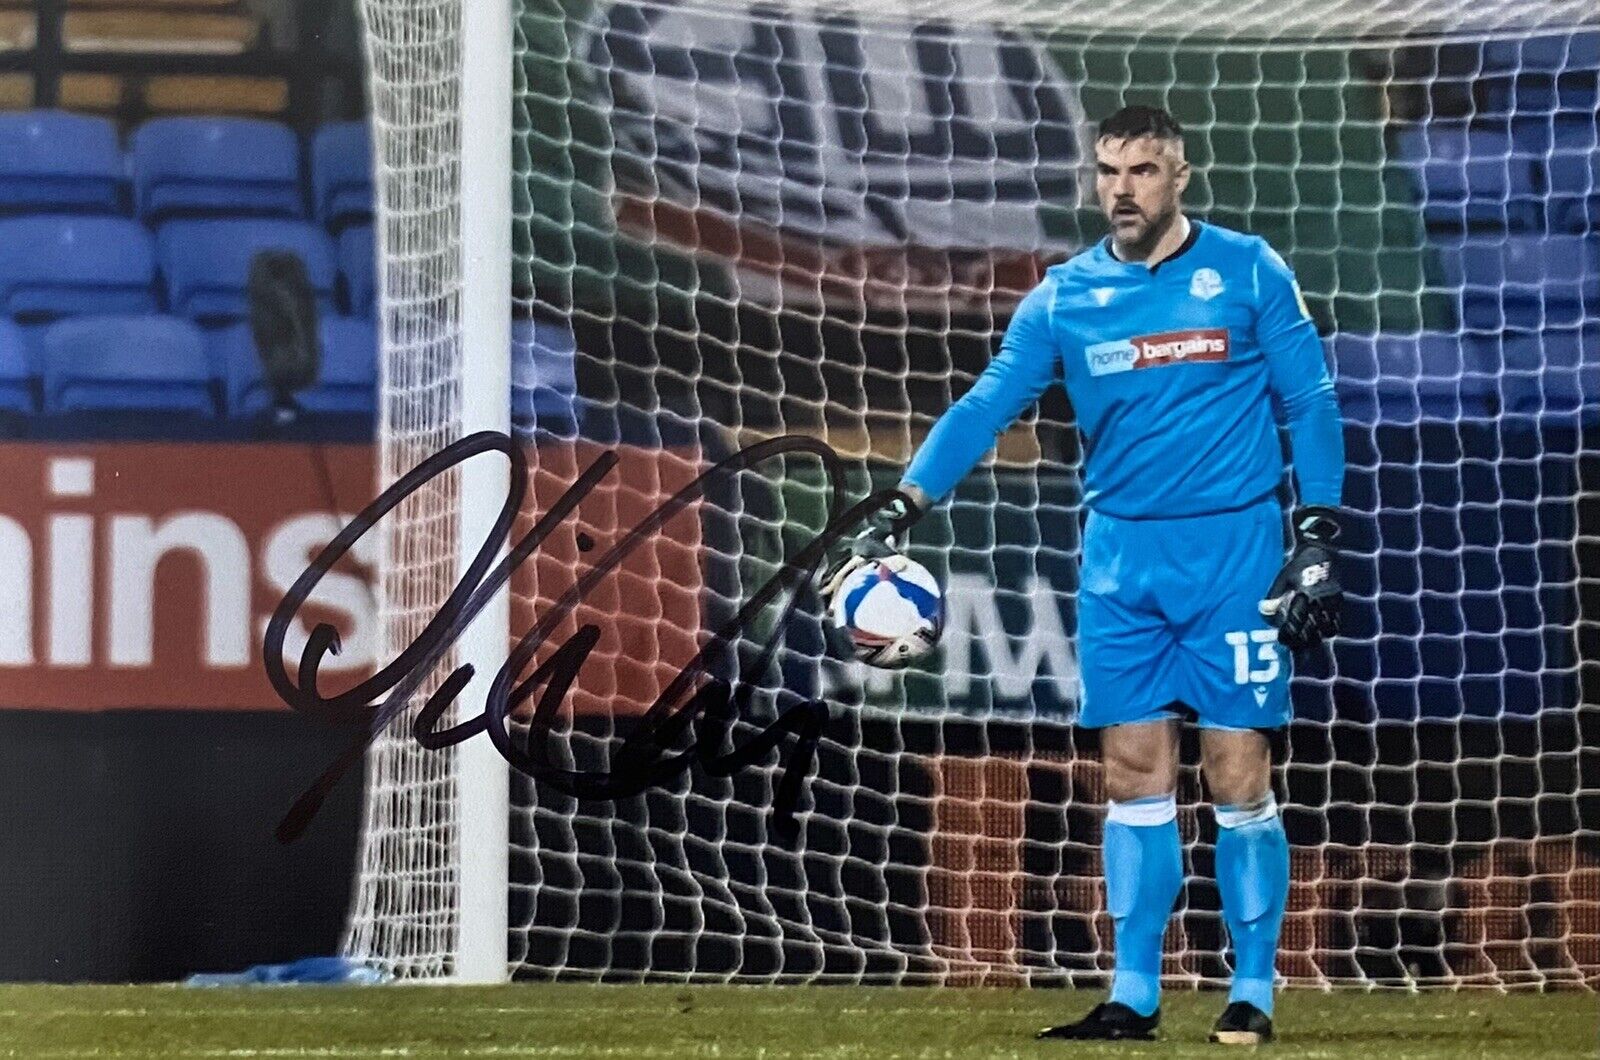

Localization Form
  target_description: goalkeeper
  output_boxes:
[825,105,1344,1045]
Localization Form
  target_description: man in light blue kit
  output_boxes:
[823,105,1345,1044]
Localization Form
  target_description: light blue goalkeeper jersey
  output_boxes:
[904,221,1344,518]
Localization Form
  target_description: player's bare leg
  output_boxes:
[1038,719,1180,1042]
[1201,727,1285,1045]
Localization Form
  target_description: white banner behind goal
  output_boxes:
[347,0,1600,989]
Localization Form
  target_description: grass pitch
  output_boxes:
[0,983,1592,1059]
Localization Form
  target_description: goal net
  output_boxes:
[347,0,1600,989]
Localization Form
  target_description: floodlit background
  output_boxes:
[0,0,1593,1052]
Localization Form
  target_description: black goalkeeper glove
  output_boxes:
[818,486,928,612]
[1258,505,1344,653]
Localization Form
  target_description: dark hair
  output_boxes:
[1097,105,1184,144]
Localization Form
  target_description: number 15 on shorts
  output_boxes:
[1225,629,1280,685]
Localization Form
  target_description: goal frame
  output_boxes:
[451,0,513,985]
[353,0,1600,990]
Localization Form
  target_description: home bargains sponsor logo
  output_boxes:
[1085,328,1231,377]
[0,442,703,713]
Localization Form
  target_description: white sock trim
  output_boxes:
[1105,794,1178,827]
[1215,792,1279,830]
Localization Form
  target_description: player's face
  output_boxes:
[1095,135,1191,253]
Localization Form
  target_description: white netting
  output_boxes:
[351,0,1600,989]
[343,0,467,979]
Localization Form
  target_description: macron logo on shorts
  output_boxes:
[1085,328,1231,377]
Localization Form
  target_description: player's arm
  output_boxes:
[853,280,1060,545]
[902,278,1061,507]
[1253,240,1347,651]
[821,280,1060,600]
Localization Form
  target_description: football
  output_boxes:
[828,555,945,669]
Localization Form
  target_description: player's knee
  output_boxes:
[1200,733,1272,805]
[1206,767,1271,807]
[1101,723,1178,802]
[1104,770,1174,804]
[1214,790,1278,831]
[1103,753,1175,803]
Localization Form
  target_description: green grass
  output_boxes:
[0,984,1592,1059]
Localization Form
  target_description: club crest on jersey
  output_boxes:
[1190,268,1224,300]
[1091,287,1115,306]
[1085,328,1231,376]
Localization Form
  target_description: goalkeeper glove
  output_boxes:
[1258,505,1344,653]
[818,486,928,611]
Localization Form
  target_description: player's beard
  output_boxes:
[1110,201,1178,261]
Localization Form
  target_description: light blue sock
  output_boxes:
[1215,792,1289,1016]
[1104,794,1183,1017]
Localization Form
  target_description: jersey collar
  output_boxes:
[1101,218,1203,274]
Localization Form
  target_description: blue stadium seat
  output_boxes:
[1483,326,1600,422]
[131,117,303,221]
[307,315,376,414]
[1528,32,1599,73]
[0,215,156,320]
[1333,332,1495,424]
[1547,113,1599,231]
[1394,122,1540,230]
[1482,32,1600,75]
[512,316,578,433]
[311,122,373,230]
[1480,33,1600,118]
[158,218,336,323]
[0,111,126,214]
[41,315,213,416]
[217,315,374,417]
[0,319,33,416]
[338,224,374,314]
[1507,116,1554,157]
[1440,234,1599,331]
[1496,74,1600,119]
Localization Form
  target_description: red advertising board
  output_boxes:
[0,441,705,713]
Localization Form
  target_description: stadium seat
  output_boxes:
[1491,74,1600,121]
[1394,122,1540,231]
[158,218,336,323]
[1332,332,1495,424]
[131,117,302,220]
[338,224,374,314]
[41,314,213,416]
[311,122,373,230]
[1546,114,1599,231]
[0,215,156,320]
[1479,33,1600,118]
[512,316,579,433]
[1440,234,1599,331]
[0,318,33,417]
[1482,32,1600,78]
[0,111,126,214]
[217,315,375,418]
[310,315,377,414]
[1509,32,1599,73]
[1480,327,1600,422]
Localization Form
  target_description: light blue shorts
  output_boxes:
[1077,498,1291,731]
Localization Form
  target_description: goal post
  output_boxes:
[345,0,513,983]
[455,0,514,985]
[350,0,1600,989]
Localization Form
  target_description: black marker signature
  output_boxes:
[266,431,896,846]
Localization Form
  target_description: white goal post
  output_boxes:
[344,0,513,983]
[346,0,1600,989]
